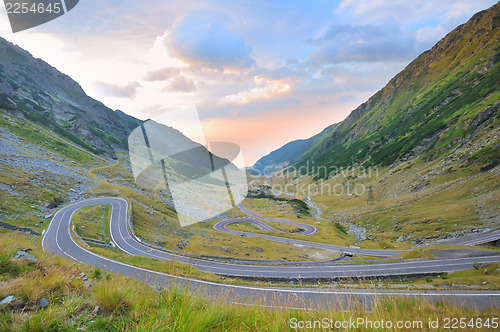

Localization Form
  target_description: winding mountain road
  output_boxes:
[214,204,406,257]
[42,197,500,308]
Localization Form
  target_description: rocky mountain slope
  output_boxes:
[0,35,234,173]
[0,37,142,158]
[256,3,499,177]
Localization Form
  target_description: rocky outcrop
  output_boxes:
[0,38,141,157]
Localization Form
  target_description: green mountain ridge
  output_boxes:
[255,3,500,177]
[251,123,337,174]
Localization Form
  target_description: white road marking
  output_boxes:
[42,197,500,301]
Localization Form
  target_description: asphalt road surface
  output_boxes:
[42,197,500,308]
[213,207,406,257]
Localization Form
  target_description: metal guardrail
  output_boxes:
[81,237,114,248]
[0,221,41,236]
[334,257,404,265]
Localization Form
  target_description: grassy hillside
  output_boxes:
[0,108,106,232]
[266,154,499,245]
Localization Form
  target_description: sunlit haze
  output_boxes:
[1,0,496,165]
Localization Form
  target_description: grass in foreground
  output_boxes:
[416,262,500,290]
[1,230,498,331]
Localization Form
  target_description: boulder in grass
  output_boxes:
[93,305,102,315]
[473,262,492,270]
[38,298,49,308]
[14,250,36,262]
[0,296,15,306]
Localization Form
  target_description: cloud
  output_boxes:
[308,23,417,64]
[339,94,360,103]
[218,76,290,105]
[165,75,197,92]
[414,11,482,50]
[94,81,141,98]
[165,15,256,70]
[142,104,166,118]
[143,67,182,81]
[252,61,307,81]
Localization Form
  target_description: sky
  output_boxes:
[0,0,497,165]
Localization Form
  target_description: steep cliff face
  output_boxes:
[0,38,141,157]
[257,3,499,176]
